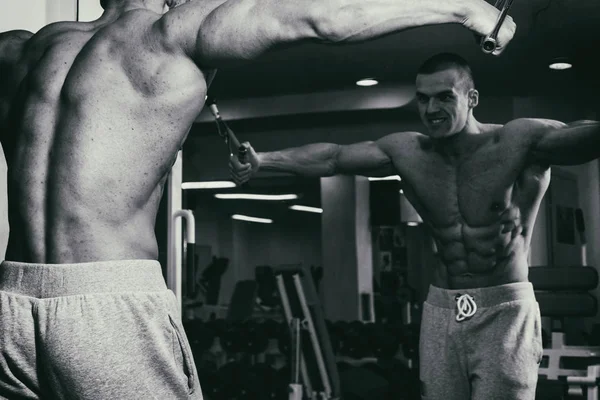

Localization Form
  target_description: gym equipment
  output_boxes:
[337,364,390,400]
[576,208,587,266]
[369,323,402,360]
[166,150,195,307]
[166,150,197,313]
[274,265,341,400]
[183,319,216,355]
[207,97,247,162]
[219,322,245,355]
[343,321,373,359]
[200,256,229,306]
[256,265,279,310]
[539,332,600,400]
[480,0,515,54]
[262,318,281,339]
[227,279,259,322]
[239,363,281,400]
[241,320,271,355]
[530,266,600,400]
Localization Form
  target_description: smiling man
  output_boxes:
[230,52,600,399]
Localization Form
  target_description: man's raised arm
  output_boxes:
[529,119,600,166]
[157,0,516,68]
[229,133,411,185]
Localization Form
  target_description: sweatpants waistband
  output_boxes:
[0,259,166,298]
[426,282,536,309]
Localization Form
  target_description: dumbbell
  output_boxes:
[240,320,270,355]
[331,321,350,355]
[205,318,227,339]
[262,319,280,339]
[373,358,419,400]
[325,320,342,355]
[214,361,247,399]
[343,321,373,359]
[401,324,420,360]
[369,322,402,360]
[183,319,217,356]
[239,363,280,400]
[274,366,292,399]
[277,321,291,356]
[220,322,245,355]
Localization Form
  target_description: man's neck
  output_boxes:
[434,117,493,160]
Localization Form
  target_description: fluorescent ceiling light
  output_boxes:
[232,214,273,224]
[289,205,323,214]
[215,193,298,201]
[182,181,236,189]
[356,78,378,87]
[368,175,401,181]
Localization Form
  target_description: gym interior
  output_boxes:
[1,1,600,399]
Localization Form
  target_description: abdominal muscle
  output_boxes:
[428,222,531,290]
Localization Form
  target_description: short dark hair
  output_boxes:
[417,53,475,91]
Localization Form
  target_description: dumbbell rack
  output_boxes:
[538,331,600,399]
[275,266,341,400]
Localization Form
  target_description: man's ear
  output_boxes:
[468,89,479,108]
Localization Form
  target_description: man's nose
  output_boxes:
[426,99,440,113]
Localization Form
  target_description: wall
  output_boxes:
[1,0,47,32]
[0,0,77,32]
[77,0,103,22]
[192,194,321,305]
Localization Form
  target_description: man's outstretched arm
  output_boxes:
[157,0,516,68]
[529,119,600,166]
[229,133,409,185]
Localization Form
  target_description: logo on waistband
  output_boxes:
[455,293,477,322]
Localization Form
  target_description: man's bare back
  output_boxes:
[0,13,209,263]
[0,0,513,265]
[386,119,552,289]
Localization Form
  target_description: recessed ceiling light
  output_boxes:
[549,60,572,70]
[356,78,378,87]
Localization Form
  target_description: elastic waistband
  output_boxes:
[425,282,535,309]
[0,259,166,298]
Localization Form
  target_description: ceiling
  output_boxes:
[207,0,600,100]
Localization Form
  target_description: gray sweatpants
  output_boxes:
[0,260,203,400]
[419,282,543,400]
